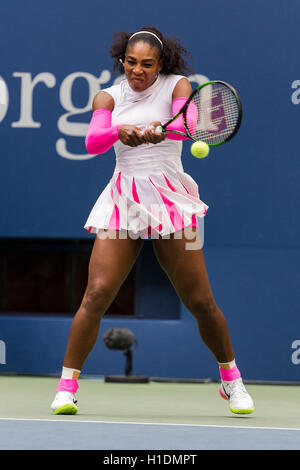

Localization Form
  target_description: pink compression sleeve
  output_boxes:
[166,97,189,141]
[166,97,198,141]
[85,109,121,155]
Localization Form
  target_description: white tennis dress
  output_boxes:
[84,73,208,238]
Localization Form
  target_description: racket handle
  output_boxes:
[155,125,163,133]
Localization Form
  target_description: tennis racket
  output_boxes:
[156,80,242,146]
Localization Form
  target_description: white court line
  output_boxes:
[0,417,299,432]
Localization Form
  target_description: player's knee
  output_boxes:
[82,281,113,317]
[188,294,218,318]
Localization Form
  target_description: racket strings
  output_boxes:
[186,83,240,145]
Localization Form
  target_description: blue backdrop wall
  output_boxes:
[0,0,299,381]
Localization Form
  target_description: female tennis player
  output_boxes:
[51,27,254,415]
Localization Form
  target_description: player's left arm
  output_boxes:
[143,77,192,143]
[159,77,191,140]
[172,77,192,100]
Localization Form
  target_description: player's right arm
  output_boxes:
[92,91,114,112]
[90,91,146,148]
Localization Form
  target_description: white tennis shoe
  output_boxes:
[219,378,254,414]
[51,391,78,415]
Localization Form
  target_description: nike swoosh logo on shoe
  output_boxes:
[222,384,230,399]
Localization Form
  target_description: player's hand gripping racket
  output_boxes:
[156,80,242,146]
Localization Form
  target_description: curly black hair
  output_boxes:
[110,26,193,75]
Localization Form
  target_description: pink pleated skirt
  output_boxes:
[84,169,208,239]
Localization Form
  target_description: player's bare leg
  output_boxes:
[152,226,234,362]
[64,231,144,369]
[152,226,254,414]
[51,231,144,414]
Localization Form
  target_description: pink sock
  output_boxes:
[56,378,79,393]
[219,365,241,382]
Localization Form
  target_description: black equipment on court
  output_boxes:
[102,328,149,383]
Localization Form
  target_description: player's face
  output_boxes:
[124,41,162,92]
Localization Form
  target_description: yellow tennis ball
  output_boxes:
[191,141,210,158]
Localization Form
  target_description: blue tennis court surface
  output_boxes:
[0,418,300,450]
[0,376,299,450]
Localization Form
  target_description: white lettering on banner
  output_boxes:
[0,76,9,123]
[188,74,209,87]
[291,340,300,365]
[56,70,112,161]
[1,71,209,160]
[12,73,56,128]
[291,80,300,104]
[0,340,6,365]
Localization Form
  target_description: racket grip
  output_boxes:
[155,125,163,133]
